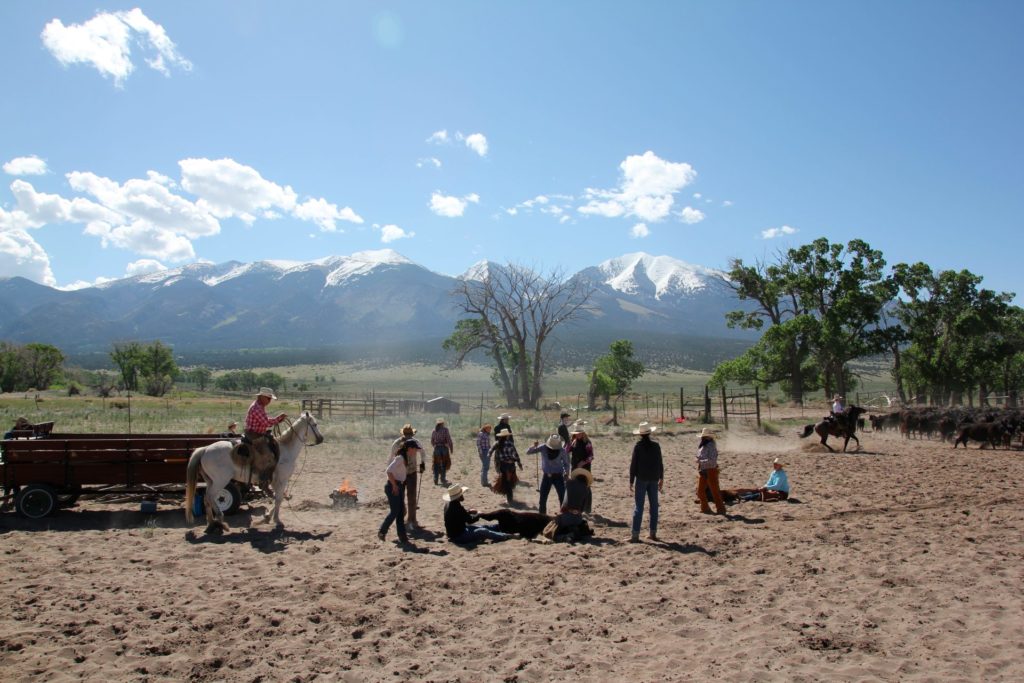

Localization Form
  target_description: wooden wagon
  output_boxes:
[0,428,246,519]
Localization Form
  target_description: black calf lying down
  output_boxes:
[477,509,553,539]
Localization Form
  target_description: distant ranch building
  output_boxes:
[424,396,461,414]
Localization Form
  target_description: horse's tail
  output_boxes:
[799,424,816,438]
[185,446,203,525]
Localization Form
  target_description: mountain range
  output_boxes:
[0,250,755,369]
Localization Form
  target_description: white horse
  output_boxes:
[185,411,324,534]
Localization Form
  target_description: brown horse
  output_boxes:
[799,405,867,452]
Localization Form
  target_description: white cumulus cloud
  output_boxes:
[762,225,798,239]
[125,258,166,276]
[578,151,696,222]
[378,224,414,243]
[293,197,363,232]
[459,132,488,157]
[0,229,56,286]
[41,8,191,87]
[429,191,479,218]
[630,223,650,239]
[3,156,49,176]
[416,157,442,169]
[426,130,449,144]
[679,206,706,224]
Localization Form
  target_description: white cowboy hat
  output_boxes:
[570,468,593,487]
[570,420,588,435]
[633,421,657,435]
[257,387,277,399]
[495,428,512,438]
[442,484,469,502]
[773,457,786,466]
[699,427,716,440]
[545,434,562,450]
[497,413,513,420]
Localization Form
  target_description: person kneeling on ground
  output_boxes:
[543,469,595,542]
[735,458,790,502]
[443,484,511,544]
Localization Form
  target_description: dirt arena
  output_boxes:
[1,422,1022,682]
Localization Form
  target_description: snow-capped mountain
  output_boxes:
[0,251,754,363]
[595,252,728,299]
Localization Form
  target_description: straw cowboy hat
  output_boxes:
[545,434,562,450]
[633,421,657,435]
[570,420,588,435]
[570,468,593,487]
[401,424,417,437]
[257,387,277,399]
[442,484,469,502]
[495,428,512,438]
[435,417,446,425]
[700,427,716,439]
[773,457,786,467]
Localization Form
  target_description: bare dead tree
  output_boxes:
[445,263,594,409]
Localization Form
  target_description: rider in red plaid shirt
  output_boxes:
[245,387,288,465]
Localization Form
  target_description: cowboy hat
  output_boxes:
[497,413,512,420]
[699,427,716,440]
[832,394,844,401]
[570,468,593,487]
[401,424,417,437]
[545,434,562,450]
[495,428,512,438]
[442,484,469,502]
[257,387,277,399]
[633,421,657,435]
[560,411,571,418]
[773,457,786,467]
[435,418,446,425]
[570,420,588,435]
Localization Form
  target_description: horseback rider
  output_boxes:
[828,394,846,423]
[244,387,288,489]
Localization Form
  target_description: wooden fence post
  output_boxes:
[680,387,684,420]
[755,387,761,428]
[721,385,729,430]
[703,385,712,424]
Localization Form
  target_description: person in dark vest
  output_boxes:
[568,421,594,513]
[495,413,514,444]
[629,421,664,542]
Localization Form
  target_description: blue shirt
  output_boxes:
[764,469,789,493]
[527,444,570,476]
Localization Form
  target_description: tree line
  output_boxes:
[713,237,1023,406]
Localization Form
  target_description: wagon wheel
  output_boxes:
[15,484,58,519]
[57,484,82,508]
[211,483,242,516]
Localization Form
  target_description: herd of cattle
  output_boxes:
[867,407,1024,449]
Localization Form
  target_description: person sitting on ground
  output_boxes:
[443,484,511,544]
[735,458,791,502]
[543,468,595,541]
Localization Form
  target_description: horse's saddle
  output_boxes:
[232,436,276,479]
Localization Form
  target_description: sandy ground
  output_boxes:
[1,419,1023,682]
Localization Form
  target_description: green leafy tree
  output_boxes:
[188,366,213,391]
[139,341,178,397]
[587,340,645,408]
[255,372,286,392]
[0,342,27,393]
[110,342,143,392]
[215,370,259,392]
[22,343,64,390]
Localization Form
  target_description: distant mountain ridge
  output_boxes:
[0,250,755,368]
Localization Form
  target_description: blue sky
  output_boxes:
[1,1,1021,296]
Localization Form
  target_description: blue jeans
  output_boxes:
[538,473,566,514]
[632,479,659,536]
[452,523,510,544]
[380,481,407,541]
[478,452,490,487]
